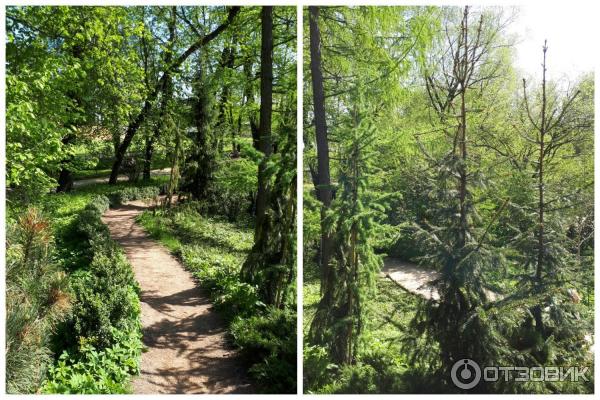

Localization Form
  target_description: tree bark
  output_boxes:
[143,6,177,181]
[243,56,260,149]
[56,45,83,192]
[457,7,469,249]
[254,6,273,227]
[309,6,334,289]
[109,6,240,184]
[56,134,75,192]
[215,36,236,153]
[534,41,548,335]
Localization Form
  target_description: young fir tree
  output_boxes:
[181,57,218,201]
[309,95,384,365]
[403,7,518,392]
[501,42,594,393]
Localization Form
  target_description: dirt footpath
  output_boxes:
[102,201,252,394]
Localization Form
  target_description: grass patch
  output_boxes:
[303,258,424,394]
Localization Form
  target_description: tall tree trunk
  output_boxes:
[143,6,176,181]
[143,133,156,181]
[533,41,549,335]
[254,6,273,227]
[457,7,469,249]
[56,134,76,192]
[243,56,260,149]
[57,45,83,192]
[166,122,181,207]
[109,6,240,184]
[309,6,334,294]
[240,6,296,308]
[216,36,236,153]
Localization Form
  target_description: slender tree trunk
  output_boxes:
[143,134,156,181]
[243,57,260,149]
[254,6,273,227]
[56,134,76,192]
[309,6,334,293]
[57,45,83,192]
[166,122,181,207]
[216,37,236,153]
[143,6,176,181]
[457,6,469,249]
[533,42,548,335]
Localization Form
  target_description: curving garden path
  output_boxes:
[101,200,252,394]
[382,258,440,300]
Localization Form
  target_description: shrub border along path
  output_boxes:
[101,199,252,394]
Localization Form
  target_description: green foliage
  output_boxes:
[303,345,336,392]
[241,105,297,308]
[6,6,146,196]
[68,252,140,349]
[108,185,161,206]
[42,327,141,394]
[5,69,70,199]
[213,155,258,220]
[62,196,140,350]
[5,208,70,393]
[231,308,297,393]
[38,195,142,394]
[181,63,219,201]
[310,99,385,364]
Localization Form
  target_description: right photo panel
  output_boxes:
[303,5,594,394]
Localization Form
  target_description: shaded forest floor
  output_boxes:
[73,168,172,188]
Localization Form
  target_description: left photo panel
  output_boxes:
[5,5,297,394]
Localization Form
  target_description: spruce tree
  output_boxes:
[403,7,515,392]
[309,97,384,365]
[181,58,218,201]
[506,43,593,391]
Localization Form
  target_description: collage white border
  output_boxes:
[1,0,599,398]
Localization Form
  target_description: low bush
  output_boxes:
[212,156,258,221]
[43,195,142,393]
[68,251,140,349]
[231,308,297,393]
[303,345,338,392]
[42,327,141,394]
[108,186,160,206]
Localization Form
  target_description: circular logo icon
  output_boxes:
[451,358,481,390]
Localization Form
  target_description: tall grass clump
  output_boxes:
[6,208,71,393]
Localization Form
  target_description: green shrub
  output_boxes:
[333,363,379,394]
[214,279,262,320]
[231,307,297,393]
[42,326,141,394]
[108,186,160,206]
[43,195,142,393]
[64,195,140,349]
[303,345,338,392]
[212,157,257,221]
[69,252,139,349]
